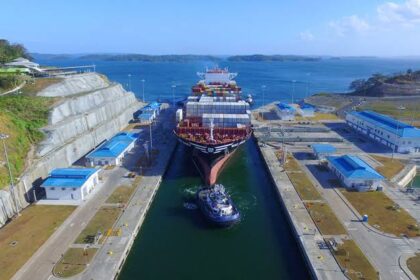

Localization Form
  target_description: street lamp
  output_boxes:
[128,74,132,91]
[0,133,19,214]
[141,79,146,103]
[292,80,297,104]
[171,84,176,107]
[261,85,267,120]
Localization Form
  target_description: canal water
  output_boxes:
[118,140,310,280]
[409,176,420,188]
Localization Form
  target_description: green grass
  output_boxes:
[284,156,322,201]
[106,184,136,204]
[370,155,405,180]
[342,190,419,237]
[0,205,75,280]
[53,248,97,278]
[75,207,122,244]
[360,100,420,121]
[305,202,347,235]
[333,240,378,280]
[0,93,56,188]
[407,253,420,279]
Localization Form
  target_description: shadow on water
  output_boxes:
[118,141,310,280]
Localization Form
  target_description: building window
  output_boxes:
[50,187,55,190]
[73,188,77,191]
[62,188,66,191]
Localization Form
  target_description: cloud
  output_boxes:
[329,15,371,36]
[299,31,314,41]
[377,0,420,26]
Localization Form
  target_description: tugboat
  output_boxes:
[196,184,240,226]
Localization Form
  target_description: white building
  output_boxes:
[327,155,384,192]
[85,132,138,167]
[276,102,296,120]
[41,168,100,201]
[346,110,420,154]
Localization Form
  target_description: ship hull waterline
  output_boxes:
[176,136,247,186]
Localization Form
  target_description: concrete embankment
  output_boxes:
[0,73,141,227]
[254,137,345,280]
[392,164,417,187]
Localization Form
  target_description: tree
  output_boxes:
[0,39,32,64]
[349,79,366,92]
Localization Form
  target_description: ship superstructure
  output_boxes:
[174,68,252,185]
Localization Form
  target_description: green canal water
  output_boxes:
[118,141,310,280]
[409,176,420,188]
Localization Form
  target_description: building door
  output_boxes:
[71,194,74,200]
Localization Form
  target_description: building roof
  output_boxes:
[327,155,384,180]
[277,102,296,112]
[41,168,99,188]
[4,57,39,68]
[348,110,420,138]
[312,144,337,154]
[86,132,138,159]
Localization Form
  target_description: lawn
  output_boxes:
[333,239,378,280]
[407,253,420,279]
[53,248,97,278]
[370,155,405,180]
[360,99,420,121]
[342,190,419,237]
[0,205,75,280]
[285,156,322,201]
[106,184,136,204]
[305,202,347,235]
[75,207,122,244]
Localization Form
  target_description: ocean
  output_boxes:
[35,57,420,105]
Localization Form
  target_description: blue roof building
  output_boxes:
[346,110,420,154]
[86,132,138,166]
[276,102,296,120]
[41,168,100,201]
[327,155,384,191]
[299,103,315,117]
[134,102,161,123]
[312,144,337,160]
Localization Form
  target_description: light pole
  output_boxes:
[292,80,296,104]
[128,74,132,91]
[392,107,402,161]
[149,121,153,151]
[0,133,19,214]
[261,85,266,120]
[141,79,145,103]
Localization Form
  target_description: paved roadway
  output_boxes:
[296,154,420,280]
[12,108,175,280]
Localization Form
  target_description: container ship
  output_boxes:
[174,68,252,185]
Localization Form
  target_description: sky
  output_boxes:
[1,0,420,56]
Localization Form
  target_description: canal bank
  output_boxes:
[118,141,311,280]
[255,138,346,280]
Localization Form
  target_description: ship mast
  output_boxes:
[210,118,214,142]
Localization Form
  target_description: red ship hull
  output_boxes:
[192,149,235,186]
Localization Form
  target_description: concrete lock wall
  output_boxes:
[0,73,141,227]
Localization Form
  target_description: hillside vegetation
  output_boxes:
[0,39,32,92]
[349,69,420,96]
[0,90,56,188]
